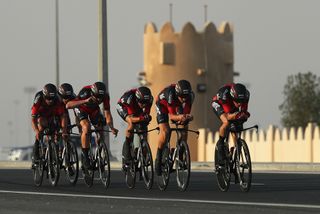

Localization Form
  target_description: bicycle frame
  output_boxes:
[39,129,60,186]
[158,124,199,191]
[165,126,199,165]
[215,122,258,192]
[124,125,157,189]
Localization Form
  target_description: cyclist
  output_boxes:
[66,81,118,170]
[58,83,77,174]
[116,86,153,168]
[59,83,76,112]
[155,79,194,175]
[31,83,68,164]
[211,83,250,165]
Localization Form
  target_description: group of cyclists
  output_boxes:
[30,79,250,188]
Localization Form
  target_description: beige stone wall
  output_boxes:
[143,21,234,160]
[197,123,320,162]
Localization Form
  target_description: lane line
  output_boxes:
[0,189,319,209]
[251,183,265,186]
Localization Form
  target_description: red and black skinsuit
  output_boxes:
[211,83,250,120]
[31,91,65,129]
[73,85,110,126]
[116,88,152,122]
[155,84,194,124]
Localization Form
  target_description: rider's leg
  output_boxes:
[33,117,47,161]
[80,119,91,169]
[230,132,237,154]
[230,132,239,183]
[155,122,170,175]
[217,113,229,164]
[122,117,134,163]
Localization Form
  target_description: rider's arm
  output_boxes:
[66,98,90,109]
[227,111,249,121]
[103,96,118,135]
[104,109,118,136]
[60,112,68,135]
[125,115,142,123]
[226,112,238,120]
[31,116,39,133]
[168,101,193,123]
[31,96,41,137]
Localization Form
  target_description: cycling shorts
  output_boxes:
[116,103,128,121]
[212,101,225,118]
[74,108,104,126]
[155,101,169,124]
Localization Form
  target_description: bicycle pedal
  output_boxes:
[122,164,129,172]
[215,165,223,173]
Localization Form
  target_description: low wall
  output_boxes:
[197,123,320,162]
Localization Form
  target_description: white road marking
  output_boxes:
[0,189,318,209]
[251,183,265,186]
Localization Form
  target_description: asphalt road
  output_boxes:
[0,169,320,214]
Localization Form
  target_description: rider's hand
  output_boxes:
[245,111,250,118]
[111,127,118,137]
[185,114,193,121]
[179,114,191,125]
[35,130,41,141]
[87,96,96,104]
[140,114,152,123]
[62,133,69,142]
[235,111,249,121]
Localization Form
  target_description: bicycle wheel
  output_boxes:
[157,147,170,191]
[125,161,136,189]
[140,141,154,190]
[214,144,231,192]
[175,141,190,191]
[235,139,252,192]
[82,153,94,187]
[98,142,111,189]
[48,142,60,186]
[32,144,44,187]
[64,142,79,185]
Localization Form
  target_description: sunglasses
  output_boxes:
[45,96,55,101]
[178,94,189,99]
[62,95,72,100]
[234,99,245,104]
[94,94,104,100]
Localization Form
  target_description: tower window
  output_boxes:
[160,42,175,65]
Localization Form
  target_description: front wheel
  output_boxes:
[64,142,79,185]
[32,144,44,187]
[125,161,136,189]
[82,152,94,187]
[48,142,60,186]
[175,141,190,191]
[98,142,111,189]
[235,139,252,192]
[214,144,231,192]
[140,141,154,190]
[157,147,170,191]
[125,143,136,189]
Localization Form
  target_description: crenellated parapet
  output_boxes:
[197,123,320,163]
[144,21,233,64]
[144,21,233,40]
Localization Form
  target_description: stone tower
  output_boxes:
[143,21,234,160]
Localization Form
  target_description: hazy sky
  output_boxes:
[1,0,320,152]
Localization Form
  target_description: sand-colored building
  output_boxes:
[143,21,234,160]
